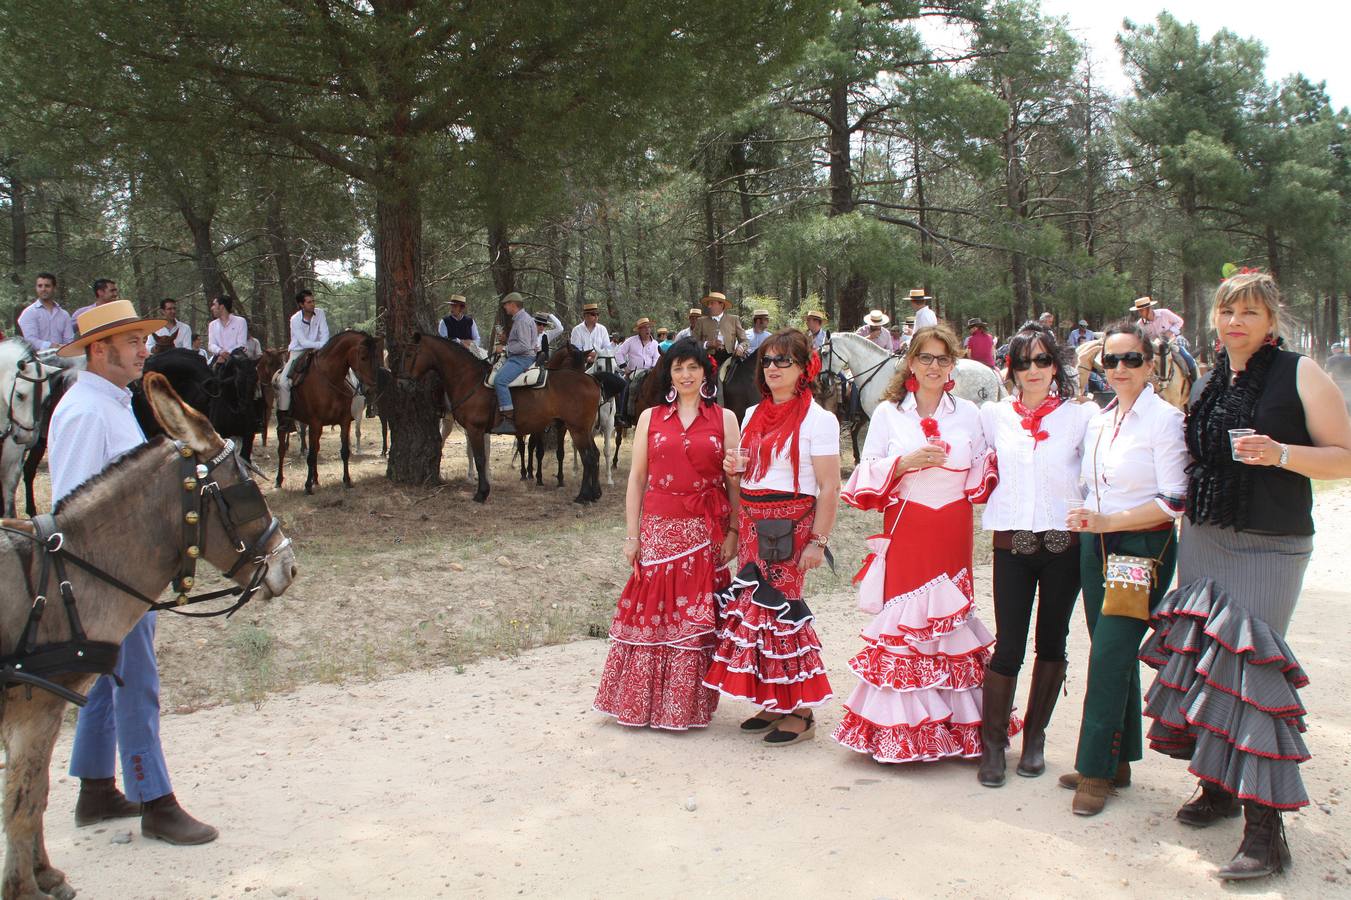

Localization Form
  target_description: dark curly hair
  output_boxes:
[1006,323,1075,398]
[653,337,716,405]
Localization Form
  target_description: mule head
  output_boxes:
[142,372,297,599]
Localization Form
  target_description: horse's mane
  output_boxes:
[52,437,170,517]
[0,338,37,367]
[418,331,488,368]
[321,329,378,357]
[830,330,895,360]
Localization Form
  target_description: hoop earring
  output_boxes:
[665,387,677,403]
[904,375,919,393]
[699,381,716,400]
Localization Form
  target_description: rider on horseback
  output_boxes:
[692,291,748,401]
[206,295,248,367]
[1133,296,1198,384]
[276,289,330,423]
[490,293,537,435]
[616,317,661,425]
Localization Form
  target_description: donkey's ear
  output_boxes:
[142,372,225,457]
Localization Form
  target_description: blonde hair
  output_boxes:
[1212,272,1282,337]
[880,325,965,403]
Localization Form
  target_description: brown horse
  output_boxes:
[0,373,296,900]
[274,330,381,493]
[150,333,177,354]
[406,333,602,504]
[255,348,287,447]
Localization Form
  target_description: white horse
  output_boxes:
[821,331,1006,416]
[0,341,62,517]
[577,347,618,486]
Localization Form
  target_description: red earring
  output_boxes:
[1262,334,1278,347]
[904,375,919,392]
[943,378,955,392]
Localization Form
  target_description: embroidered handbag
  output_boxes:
[756,518,797,562]
[1100,532,1173,621]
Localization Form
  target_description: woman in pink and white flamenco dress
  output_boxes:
[832,325,1019,763]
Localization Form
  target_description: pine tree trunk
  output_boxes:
[8,174,26,301]
[267,191,299,347]
[599,200,621,320]
[828,82,866,326]
[547,221,570,320]
[376,194,443,485]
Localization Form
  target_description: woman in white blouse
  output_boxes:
[976,324,1097,787]
[1060,322,1189,816]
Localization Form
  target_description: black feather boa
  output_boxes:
[1184,342,1280,530]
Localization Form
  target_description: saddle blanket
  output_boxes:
[484,362,548,390]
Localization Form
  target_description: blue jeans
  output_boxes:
[69,613,172,802]
[495,354,533,412]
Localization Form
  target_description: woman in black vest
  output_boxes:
[1140,273,1351,880]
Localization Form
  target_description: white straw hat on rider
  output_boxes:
[1131,296,1158,312]
[863,309,890,327]
[59,300,166,357]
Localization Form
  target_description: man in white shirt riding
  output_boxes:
[277,289,329,416]
[674,307,702,342]
[909,289,938,331]
[145,298,193,352]
[17,271,74,351]
[52,300,219,846]
[73,278,119,325]
[747,309,772,352]
[568,303,610,365]
[206,295,249,365]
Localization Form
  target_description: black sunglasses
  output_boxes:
[761,355,798,369]
[1010,353,1055,372]
[1103,352,1146,369]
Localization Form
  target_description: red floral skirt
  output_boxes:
[593,512,727,730]
[702,491,833,712]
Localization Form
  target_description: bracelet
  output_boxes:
[809,533,830,548]
[624,537,639,543]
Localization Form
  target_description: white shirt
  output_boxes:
[17,300,75,350]
[289,308,331,352]
[675,326,694,341]
[980,397,1097,531]
[747,328,771,352]
[208,314,249,356]
[808,328,826,350]
[48,371,146,504]
[862,393,984,509]
[569,321,611,353]
[535,314,565,351]
[616,334,660,371]
[1079,385,1188,519]
[740,400,840,496]
[146,321,192,352]
[913,305,938,330]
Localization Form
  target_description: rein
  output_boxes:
[0,349,49,443]
[0,439,288,705]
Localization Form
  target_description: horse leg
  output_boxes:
[613,425,624,470]
[515,435,528,481]
[381,415,389,458]
[2,695,71,900]
[554,422,565,487]
[22,436,44,517]
[569,426,600,504]
[468,427,490,503]
[275,428,289,488]
[305,427,320,494]
[602,404,615,486]
[340,420,353,488]
[0,441,20,519]
[850,419,864,466]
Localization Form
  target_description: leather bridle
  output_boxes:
[0,349,48,444]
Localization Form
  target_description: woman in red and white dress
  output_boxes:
[593,337,740,730]
[703,328,840,745]
[833,325,1016,763]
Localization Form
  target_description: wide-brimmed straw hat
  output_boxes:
[752,308,770,319]
[687,307,703,317]
[582,303,600,313]
[966,317,988,328]
[656,327,669,336]
[1131,296,1157,312]
[863,309,890,327]
[805,310,827,322]
[445,294,467,306]
[634,317,652,328]
[908,288,932,302]
[702,291,729,306]
[60,300,165,357]
[533,313,551,326]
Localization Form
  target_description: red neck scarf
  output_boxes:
[1012,393,1061,446]
[741,352,821,492]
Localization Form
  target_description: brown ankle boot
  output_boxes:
[1017,659,1067,778]
[74,778,141,827]
[1177,781,1242,828]
[141,793,219,846]
[977,668,1017,788]
[1217,802,1291,880]
[1058,761,1131,791]
[1071,776,1114,816]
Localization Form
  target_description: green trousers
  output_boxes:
[1073,529,1177,780]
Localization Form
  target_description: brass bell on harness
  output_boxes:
[184,511,200,525]
[186,545,200,559]
[180,446,193,458]
[180,576,194,589]
[176,593,190,605]
[183,477,198,492]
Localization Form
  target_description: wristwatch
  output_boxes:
[1277,443,1290,468]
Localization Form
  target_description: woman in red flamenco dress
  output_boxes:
[703,328,840,746]
[833,325,1020,763]
[593,338,741,730]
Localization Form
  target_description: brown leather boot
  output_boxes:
[140,793,219,846]
[977,668,1017,788]
[1058,761,1131,791]
[1216,802,1291,880]
[74,778,141,827]
[1177,781,1243,828]
[1016,658,1067,778]
[1072,776,1113,816]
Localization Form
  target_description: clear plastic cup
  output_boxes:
[731,447,751,473]
[1064,483,1088,530]
[1229,428,1256,461]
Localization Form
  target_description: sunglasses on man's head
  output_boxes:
[1010,353,1055,372]
[1103,352,1146,369]
[761,355,797,369]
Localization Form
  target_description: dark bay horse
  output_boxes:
[275,330,381,493]
[256,348,287,447]
[0,373,296,900]
[138,349,262,462]
[406,333,602,504]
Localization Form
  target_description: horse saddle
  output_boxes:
[485,361,548,390]
[289,349,317,388]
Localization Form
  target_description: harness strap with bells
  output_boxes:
[0,439,286,706]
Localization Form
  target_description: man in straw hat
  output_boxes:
[804,309,828,350]
[656,326,673,353]
[674,307,703,342]
[856,309,895,350]
[615,317,660,424]
[437,293,483,355]
[909,288,938,331]
[490,292,536,435]
[747,309,772,353]
[691,291,747,358]
[51,301,221,845]
[568,302,610,365]
[1132,295,1197,381]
